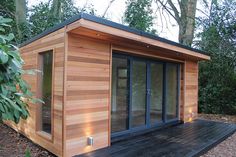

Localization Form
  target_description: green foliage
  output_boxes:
[0,16,37,123]
[0,0,15,18]
[124,0,156,33]
[29,0,96,37]
[25,148,31,157]
[0,0,31,44]
[1,0,96,44]
[197,0,236,115]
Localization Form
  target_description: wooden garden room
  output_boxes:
[7,13,210,157]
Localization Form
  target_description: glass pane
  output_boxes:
[41,51,53,134]
[118,68,127,78]
[131,61,146,128]
[166,64,178,120]
[111,57,129,133]
[150,63,163,124]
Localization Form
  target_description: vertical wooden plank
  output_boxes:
[108,44,112,146]
[179,64,185,121]
[63,31,68,157]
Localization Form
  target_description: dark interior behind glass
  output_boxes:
[40,51,53,134]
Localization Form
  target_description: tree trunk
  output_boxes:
[15,0,27,39]
[178,0,197,46]
[157,0,197,46]
[51,0,62,20]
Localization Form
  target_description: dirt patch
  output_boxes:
[0,123,56,157]
[199,114,236,157]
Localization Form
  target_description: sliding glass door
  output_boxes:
[131,61,147,128]
[166,64,179,120]
[111,53,180,136]
[111,57,129,133]
[150,63,163,125]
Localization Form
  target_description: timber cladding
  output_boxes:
[184,60,199,121]
[65,34,110,156]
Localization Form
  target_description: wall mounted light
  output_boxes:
[190,112,195,118]
[188,109,194,122]
[87,136,94,146]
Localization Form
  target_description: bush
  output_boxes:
[0,16,39,123]
[197,0,236,115]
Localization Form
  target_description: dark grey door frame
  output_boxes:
[112,51,180,138]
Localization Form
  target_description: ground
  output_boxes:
[0,123,56,157]
[0,114,235,157]
[198,114,236,157]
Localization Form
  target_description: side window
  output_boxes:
[38,50,53,135]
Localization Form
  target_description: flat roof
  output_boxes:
[20,13,209,56]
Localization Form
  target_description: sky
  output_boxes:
[27,0,208,42]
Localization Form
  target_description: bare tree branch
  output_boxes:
[177,0,181,6]
[164,8,173,25]
[162,8,169,30]
[155,0,179,23]
[167,0,180,23]
[102,0,116,18]
[159,7,164,32]
[81,0,89,12]
[196,8,209,17]
[154,2,164,32]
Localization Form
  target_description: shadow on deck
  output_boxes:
[77,119,236,157]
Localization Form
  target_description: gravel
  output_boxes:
[199,114,236,157]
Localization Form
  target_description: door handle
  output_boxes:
[147,89,151,95]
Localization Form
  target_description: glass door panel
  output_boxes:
[131,61,147,128]
[111,53,180,136]
[150,63,163,124]
[166,64,178,120]
[111,57,129,133]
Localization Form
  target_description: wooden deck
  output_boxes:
[77,119,236,157]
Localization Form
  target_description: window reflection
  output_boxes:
[150,63,163,124]
[131,61,146,128]
[111,57,129,133]
[40,51,53,134]
[166,64,178,120]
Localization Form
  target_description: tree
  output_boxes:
[1,0,96,43]
[197,0,236,115]
[29,0,96,37]
[51,0,62,20]
[0,16,37,123]
[155,0,197,46]
[0,0,15,18]
[15,0,28,43]
[102,0,116,18]
[124,0,156,33]
[0,0,21,44]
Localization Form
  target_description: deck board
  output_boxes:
[77,119,236,157]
